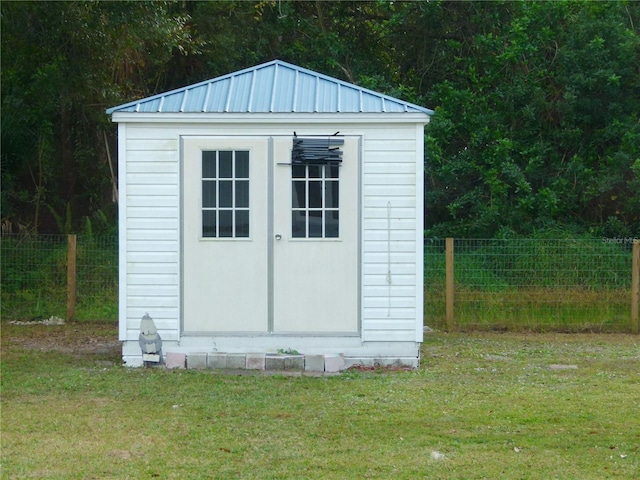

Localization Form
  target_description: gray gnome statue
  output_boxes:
[139,313,162,366]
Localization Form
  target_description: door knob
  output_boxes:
[275,234,282,240]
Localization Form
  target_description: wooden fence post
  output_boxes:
[67,234,77,322]
[632,239,639,334]
[446,237,455,331]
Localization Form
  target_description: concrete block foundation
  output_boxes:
[246,353,266,370]
[207,353,227,369]
[165,352,186,369]
[304,355,325,372]
[226,353,247,369]
[265,355,286,371]
[285,355,305,371]
[324,353,345,373]
[187,353,207,369]
[164,351,420,372]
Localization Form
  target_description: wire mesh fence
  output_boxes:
[425,238,638,332]
[1,234,117,322]
[75,236,118,320]
[1,234,637,331]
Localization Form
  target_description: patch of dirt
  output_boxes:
[1,322,121,357]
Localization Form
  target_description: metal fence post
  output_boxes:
[446,237,455,331]
[67,234,77,322]
[632,239,639,334]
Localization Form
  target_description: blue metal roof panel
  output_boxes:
[252,67,273,112]
[185,86,207,112]
[272,66,295,112]
[340,84,360,112]
[295,72,315,112]
[141,97,162,113]
[318,80,336,112]
[228,71,252,112]
[160,94,182,112]
[359,92,377,112]
[205,79,230,112]
[106,60,433,115]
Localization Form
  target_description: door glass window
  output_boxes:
[291,165,339,238]
[202,150,250,238]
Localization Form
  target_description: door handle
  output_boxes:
[275,234,282,241]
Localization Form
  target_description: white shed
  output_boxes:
[107,60,432,369]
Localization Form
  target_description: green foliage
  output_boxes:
[1,1,199,233]
[48,202,73,234]
[276,348,301,355]
[423,1,640,238]
[1,1,638,237]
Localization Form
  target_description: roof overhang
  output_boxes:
[109,112,431,125]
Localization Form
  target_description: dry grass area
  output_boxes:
[425,287,632,332]
[1,322,639,479]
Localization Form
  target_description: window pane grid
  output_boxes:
[291,164,339,238]
[202,150,250,238]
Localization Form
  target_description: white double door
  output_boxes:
[182,136,359,334]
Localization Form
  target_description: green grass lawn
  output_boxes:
[1,323,638,479]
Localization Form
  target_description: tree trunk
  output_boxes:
[60,103,76,206]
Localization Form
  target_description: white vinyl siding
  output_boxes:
[361,126,418,342]
[120,120,424,347]
[123,126,181,340]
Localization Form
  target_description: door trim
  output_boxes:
[180,134,362,336]
[267,136,275,333]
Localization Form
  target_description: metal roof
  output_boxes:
[106,60,433,115]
